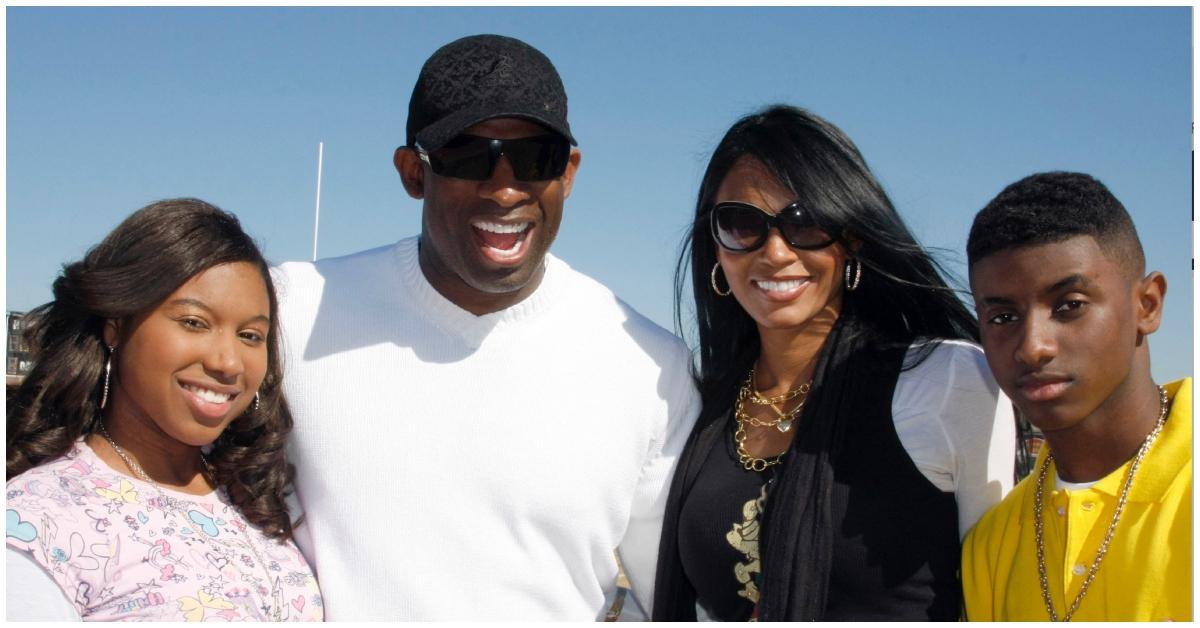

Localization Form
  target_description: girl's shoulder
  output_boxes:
[6,442,129,613]
[7,440,140,543]
[7,441,125,516]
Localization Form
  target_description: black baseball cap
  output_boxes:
[406,34,577,151]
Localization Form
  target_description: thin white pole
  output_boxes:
[312,142,324,262]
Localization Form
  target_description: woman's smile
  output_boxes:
[178,380,242,422]
[751,276,812,302]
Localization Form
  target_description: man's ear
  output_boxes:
[394,147,425,199]
[1135,270,1167,336]
[102,319,120,349]
[558,148,582,199]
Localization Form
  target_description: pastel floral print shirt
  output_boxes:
[6,440,323,621]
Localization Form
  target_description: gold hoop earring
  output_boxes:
[844,257,862,291]
[711,262,732,297]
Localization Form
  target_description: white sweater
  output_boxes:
[273,237,700,621]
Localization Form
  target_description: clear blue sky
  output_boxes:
[6,7,1192,381]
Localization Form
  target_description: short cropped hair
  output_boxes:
[967,171,1145,276]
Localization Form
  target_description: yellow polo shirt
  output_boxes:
[962,378,1192,621]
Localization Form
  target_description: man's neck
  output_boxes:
[1044,374,1165,483]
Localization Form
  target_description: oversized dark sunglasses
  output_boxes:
[416,134,571,182]
[709,201,836,252]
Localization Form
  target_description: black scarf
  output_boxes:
[756,318,889,619]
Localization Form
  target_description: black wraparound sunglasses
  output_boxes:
[709,200,837,252]
[415,134,571,182]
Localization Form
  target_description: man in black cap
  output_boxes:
[274,34,699,620]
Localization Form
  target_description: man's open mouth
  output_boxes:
[472,220,532,262]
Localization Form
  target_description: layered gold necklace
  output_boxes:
[1032,385,1169,622]
[733,368,813,472]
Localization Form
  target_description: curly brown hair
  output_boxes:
[7,198,297,540]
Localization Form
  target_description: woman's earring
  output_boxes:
[99,345,115,410]
[711,262,732,297]
[844,258,862,292]
[253,392,261,413]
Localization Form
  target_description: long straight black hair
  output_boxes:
[674,104,978,422]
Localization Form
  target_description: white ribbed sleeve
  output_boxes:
[891,339,1017,539]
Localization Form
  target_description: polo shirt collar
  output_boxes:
[1053,378,1192,503]
[1124,377,1191,502]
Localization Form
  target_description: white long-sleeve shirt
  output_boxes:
[273,237,700,620]
[890,338,1016,538]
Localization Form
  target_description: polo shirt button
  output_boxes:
[1072,564,1086,576]
[1056,506,1066,516]
[1081,502,1095,511]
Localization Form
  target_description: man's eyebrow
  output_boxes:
[974,274,1090,307]
[1044,274,1090,295]
[977,295,1015,307]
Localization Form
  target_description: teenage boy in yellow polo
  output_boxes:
[962,171,1191,621]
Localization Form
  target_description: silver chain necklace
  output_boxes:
[96,422,284,621]
[1032,385,1169,622]
[97,422,212,488]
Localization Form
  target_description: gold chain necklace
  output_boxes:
[734,371,813,472]
[740,369,813,433]
[1033,385,1169,622]
[97,422,284,621]
[736,395,808,431]
[747,367,812,406]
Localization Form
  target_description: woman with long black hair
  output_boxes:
[652,106,1014,620]
[6,198,321,621]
